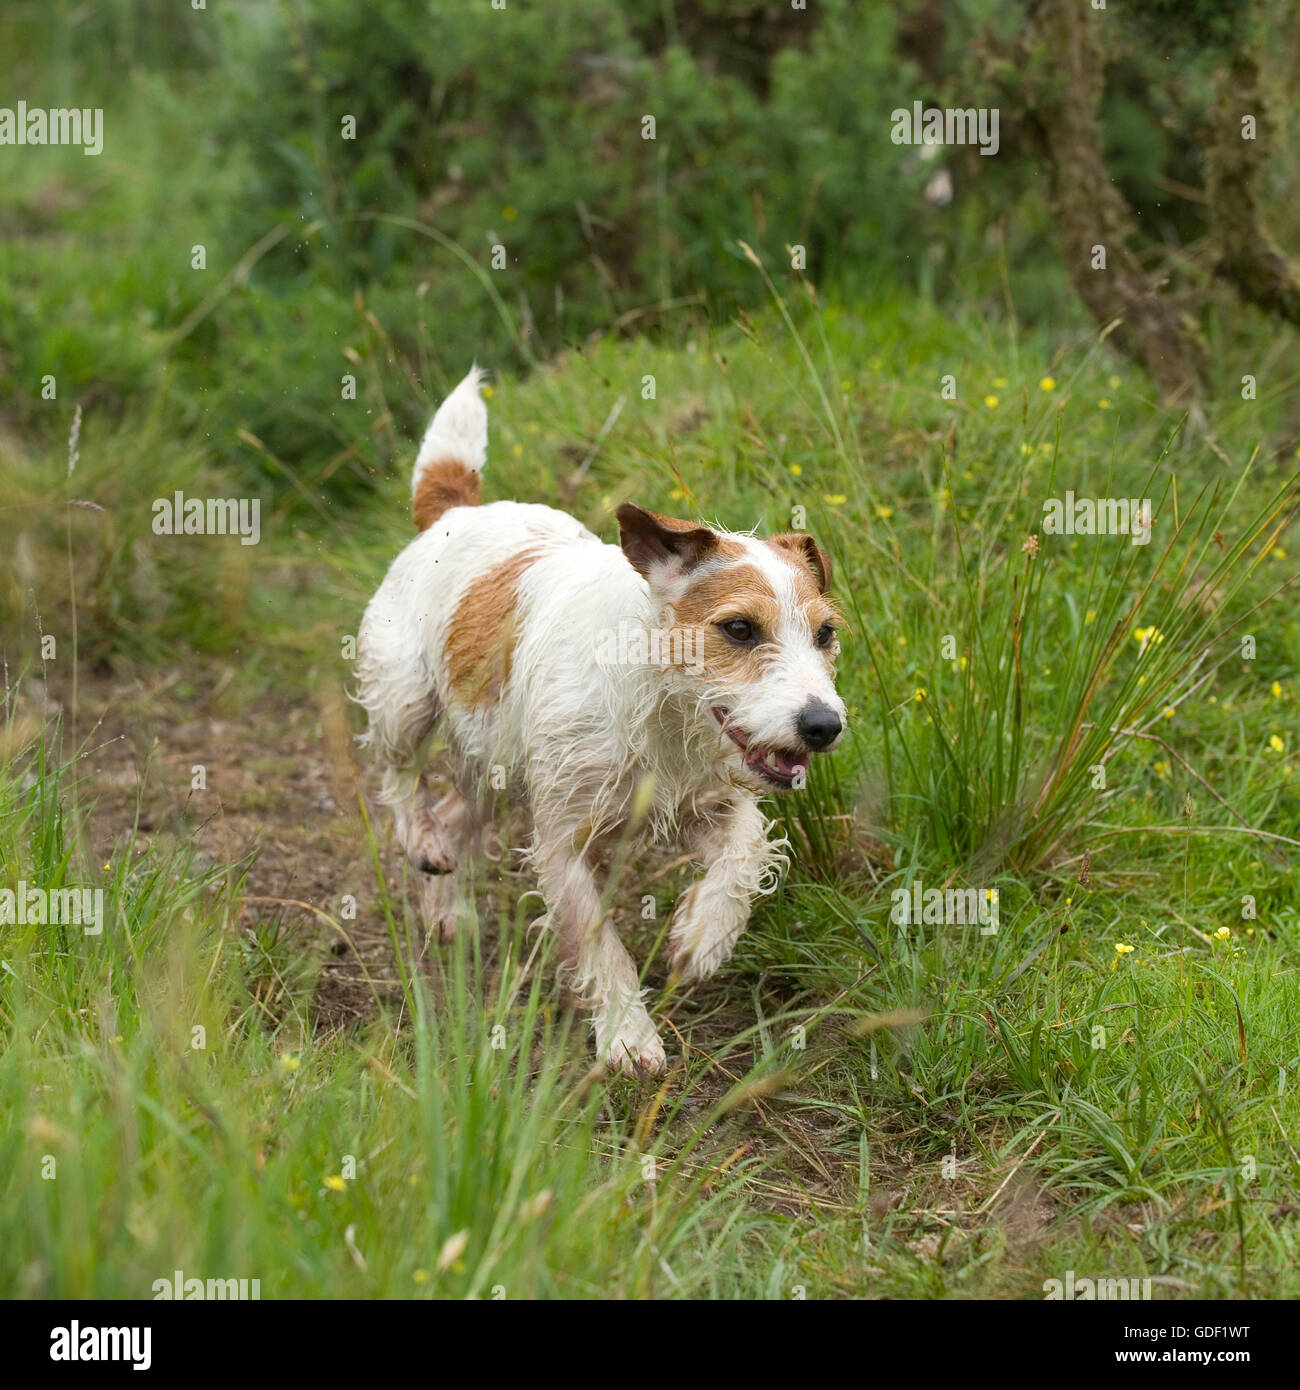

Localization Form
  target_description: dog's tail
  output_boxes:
[411,366,488,531]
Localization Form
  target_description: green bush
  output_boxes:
[2,0,1296,505]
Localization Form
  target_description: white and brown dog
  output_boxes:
[356,368,846,1073]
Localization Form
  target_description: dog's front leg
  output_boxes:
[667,794,784,984]
[534,829,667,1076]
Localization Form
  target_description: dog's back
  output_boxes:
[357,369,650,793]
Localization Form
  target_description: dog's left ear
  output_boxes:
[617,503,719,584]
[769,532,832,593]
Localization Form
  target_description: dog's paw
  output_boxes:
[420,873,462,942]
[407,825,456,876]
[597,1014,667,1077]
[396,796,458,876]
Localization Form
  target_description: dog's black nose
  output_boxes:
[797,701,842,751]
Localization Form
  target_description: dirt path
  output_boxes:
[57,666,446,1026]
[58,665,655,1031]
[33,664,909,1223]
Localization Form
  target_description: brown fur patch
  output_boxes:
[767,532,832,594]
[443,551,538,708]
[765,538,846,641]
[673,564,782,632]
[671,557,842,685]
[413,457,482,531]
[670,563,785,686]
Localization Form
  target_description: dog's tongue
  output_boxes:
[772,747,807,776]
[746,742,806,778]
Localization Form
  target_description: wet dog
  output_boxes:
[356,369,846,1072]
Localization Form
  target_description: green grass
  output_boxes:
[3,0,1299,1304]
[3,277,1299,1297]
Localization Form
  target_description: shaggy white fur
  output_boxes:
[356,368,846,1073]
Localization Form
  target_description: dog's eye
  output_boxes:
[719,618,758,645]
[815,623,837,649]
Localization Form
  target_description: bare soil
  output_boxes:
[34,662,993,1233]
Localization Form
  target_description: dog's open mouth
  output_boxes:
[712,707,808,790]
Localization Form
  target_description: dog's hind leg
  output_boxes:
[418,786,479,941]
[388,769,459,876]
[356,617,457,875]
[367,705,460,878]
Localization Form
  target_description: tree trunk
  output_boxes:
[1030,0,1206,405]
[1206,47,1300,327]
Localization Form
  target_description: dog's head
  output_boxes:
[617,503,846,792]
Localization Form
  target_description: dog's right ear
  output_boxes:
[617,503,719,585]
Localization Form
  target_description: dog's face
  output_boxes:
[617,503,847,792]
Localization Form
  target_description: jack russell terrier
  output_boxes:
[356,368,846,1073]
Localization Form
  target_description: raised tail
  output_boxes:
[411,366,488,531]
